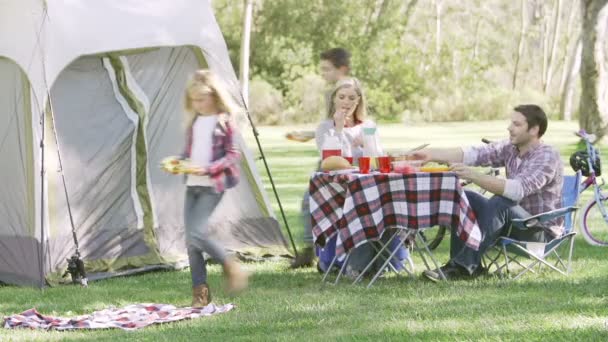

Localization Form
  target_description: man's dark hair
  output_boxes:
[514,104,548,137]
[320,47,351,69]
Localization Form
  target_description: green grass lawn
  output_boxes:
[2,121,608,341]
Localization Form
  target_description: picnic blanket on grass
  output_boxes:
[3,303,234,331]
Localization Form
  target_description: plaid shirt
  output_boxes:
[468,140,563,235]
[184,113,240,193]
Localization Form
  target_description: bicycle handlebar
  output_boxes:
[575,129,597,143]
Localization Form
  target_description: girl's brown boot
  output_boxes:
[191,284,210,307]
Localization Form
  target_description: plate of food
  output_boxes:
[160,156,198,174]
[391,160,423,174]
[419,165,451,173]
[285,130,315,142]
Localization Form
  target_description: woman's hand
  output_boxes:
[333,110,346,132]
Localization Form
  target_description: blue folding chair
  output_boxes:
[484,171,581,279]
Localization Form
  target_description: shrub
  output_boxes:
[248,78,284,125]
[283,73,326,124]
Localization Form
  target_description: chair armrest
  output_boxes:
[511,206,578,229]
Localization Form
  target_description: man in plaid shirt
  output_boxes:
[412,105,563,281]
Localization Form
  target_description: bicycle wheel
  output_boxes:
[581,193,608,246]
[417,226,447,251]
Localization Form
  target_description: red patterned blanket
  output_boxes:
[3,303,234,331]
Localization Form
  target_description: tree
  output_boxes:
[544,0,563,93]
[560,37,582,121]
[579,0,608,139]
[512,0,527,89]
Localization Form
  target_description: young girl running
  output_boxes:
[181,69,248,307]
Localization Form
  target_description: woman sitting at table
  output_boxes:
[314,77,383,161]
[313,77,387,276]
[293,77,385,271]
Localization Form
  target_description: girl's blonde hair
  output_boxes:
[184,69,242,128]
[327,77,367,123]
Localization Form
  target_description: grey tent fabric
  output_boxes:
[0,1,289,287]
[0,58,41,286]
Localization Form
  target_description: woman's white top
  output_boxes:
[186,115,217,187]
[315,119,383,159]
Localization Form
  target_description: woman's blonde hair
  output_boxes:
[327,77,367,122]
[184,69,242,128]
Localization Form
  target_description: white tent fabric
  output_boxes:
[0,0,288,287]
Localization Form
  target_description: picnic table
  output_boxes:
[309,171,482,262]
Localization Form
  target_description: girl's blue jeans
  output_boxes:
[184,186,225,287]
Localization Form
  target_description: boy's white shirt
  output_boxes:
[186,115,218,187]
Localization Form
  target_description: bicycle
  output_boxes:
[418,138,500,250]
[571,129,608,246]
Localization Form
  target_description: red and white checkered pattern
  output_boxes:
[309,172,481,259]
[3,303,234,331]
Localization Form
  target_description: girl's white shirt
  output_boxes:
[186,114,218,187]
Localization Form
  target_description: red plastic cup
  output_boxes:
[359,156,371,174]
[344,156,354,165]
[377,156,391,173]
[322,149,341,160]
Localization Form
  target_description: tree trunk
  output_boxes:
[579,0,608,139]
[472,19,481,61]
[541,1,550,90]
[512,0,527,89]
[544,0,563,93]
[435,0,442,57]
[239,0,254,108]
[558,1,580,95]
[398,0,419,38]
[362,1,377,37]
[560,37,582,121]
[363,0,390,49]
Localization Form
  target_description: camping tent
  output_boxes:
[0,0,288,287]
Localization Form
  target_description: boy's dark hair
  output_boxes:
[320,47,351,68]
[514,104,548,137]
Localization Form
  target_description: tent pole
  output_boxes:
[39,109,46,288]
[238,0,299,258]
[40,42,86,286]
[243,109,299,259]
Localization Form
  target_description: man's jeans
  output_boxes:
[450,190,545,274]
[301,190,314,244]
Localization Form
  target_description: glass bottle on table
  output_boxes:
[362,123,380,170]
[321,131,342,160]
[341,141,354,166]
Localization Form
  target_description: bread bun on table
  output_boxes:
[321,156,352,171]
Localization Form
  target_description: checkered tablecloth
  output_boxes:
[309,172,482,259]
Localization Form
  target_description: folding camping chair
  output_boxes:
[351,229,415,288]
[484,171,582,280]
[320,230,414,288]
